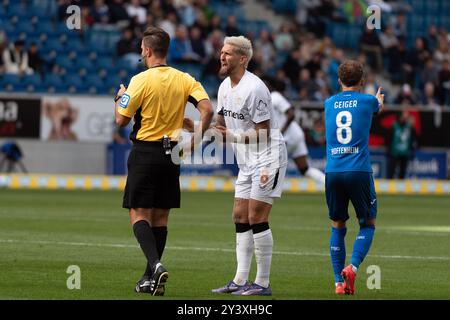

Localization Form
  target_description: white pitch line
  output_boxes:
[1,239,450,261]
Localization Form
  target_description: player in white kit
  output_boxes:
[264,76,325,185]
[211,36,288,296]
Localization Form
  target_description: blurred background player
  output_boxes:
[263,76,325,185]
[324,60,384,295]
[212,36,288,296]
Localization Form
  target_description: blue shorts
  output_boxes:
[325,172,377,226]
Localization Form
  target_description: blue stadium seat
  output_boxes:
[23,74,42,87]
[7,4,28,17]
[85,75,105,94]
[2,73,22,85]
[44,38,64,53]
[65,74,84,87]
[75,57,95,73]
[95,57,115,71]
[44,73,63,87]
[35,21,55,34]
[66,39,88,56]
[55,56,74,70]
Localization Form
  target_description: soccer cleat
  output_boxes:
[335,282,345,295]
[150,264,169,296]
[341,265,356,295]
[211,281,251,294]
[135,276,152,294]
[232,283,272,296]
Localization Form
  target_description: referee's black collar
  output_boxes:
[149,64,168,69]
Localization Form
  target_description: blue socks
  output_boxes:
[350,225,375,269]
[330,227,347,283]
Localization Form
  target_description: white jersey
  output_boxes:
[217,71,287,170]
[271,91,303,140]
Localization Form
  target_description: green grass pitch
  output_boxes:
[0,189,449,300]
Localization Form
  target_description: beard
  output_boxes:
[219,63,235,77]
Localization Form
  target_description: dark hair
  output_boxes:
[338,60,364,87]
[142,27,170,58]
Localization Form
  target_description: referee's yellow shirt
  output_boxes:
[117,66,209,142]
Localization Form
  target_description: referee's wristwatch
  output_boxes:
[114,95,122,102]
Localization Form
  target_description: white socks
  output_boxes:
[305,167,326,184]
[253,229,273,288]
[233,230,254,286]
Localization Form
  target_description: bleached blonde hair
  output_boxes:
[224,36,253,68]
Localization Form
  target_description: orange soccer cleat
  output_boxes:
[335,282,345,295]
[341,265,356,295]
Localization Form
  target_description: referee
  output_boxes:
[114,26,213,296]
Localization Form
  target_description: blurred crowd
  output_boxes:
[0,0,449,109]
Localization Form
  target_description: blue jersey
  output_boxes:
[324,91,379,173]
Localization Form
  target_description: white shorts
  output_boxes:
[234,164,287,205]
[285,125,308,159]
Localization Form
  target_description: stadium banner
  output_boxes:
[304,147,447,179]
[40,95,115,142]
[2,174,450,195]
[298,105,450,148]
[106,140,240,176]
[0,96,41,138]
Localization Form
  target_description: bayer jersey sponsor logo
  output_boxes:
[119,94,130,109]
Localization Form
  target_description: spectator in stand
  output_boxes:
[108,0,129,24]
[438,60,450,106]
[433,38,450,66]
[196,0,214,23]
[420,59,439,90]
[126,0,147,26]
[161,0,179,16]
[421,82,440,110]
[360,26,383,71]
[342,0,367,24]
[190,26,207,63]
[116,28,141,69]
[388,38,407,84]
[27,42,43,75]
[395,84,416,105]
[274,23,295,52]
[224,15,240,37]
[169,25,201,64]
[209,15,222,34]
[305,52,322,79]
[150,0,165,22]
[57,0,71,21]
[403,37,430,87]
[379,25,399,72]
[80,5,94,31]
[159,11,178,38]
[91,0,110,24]
[426,25,439,53]
[254,30,275,72]
[363,73,378,96]
[390,14,407,40]
[192,12,210,39]
[2,40,33,75]
[177,0,196,27]
[283,49,302,86]
[298,68,317,99]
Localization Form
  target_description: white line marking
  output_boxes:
[1,238,449,261]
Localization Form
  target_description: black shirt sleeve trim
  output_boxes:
[188,95,199,107]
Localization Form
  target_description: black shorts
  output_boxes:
[122,140,180,209]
